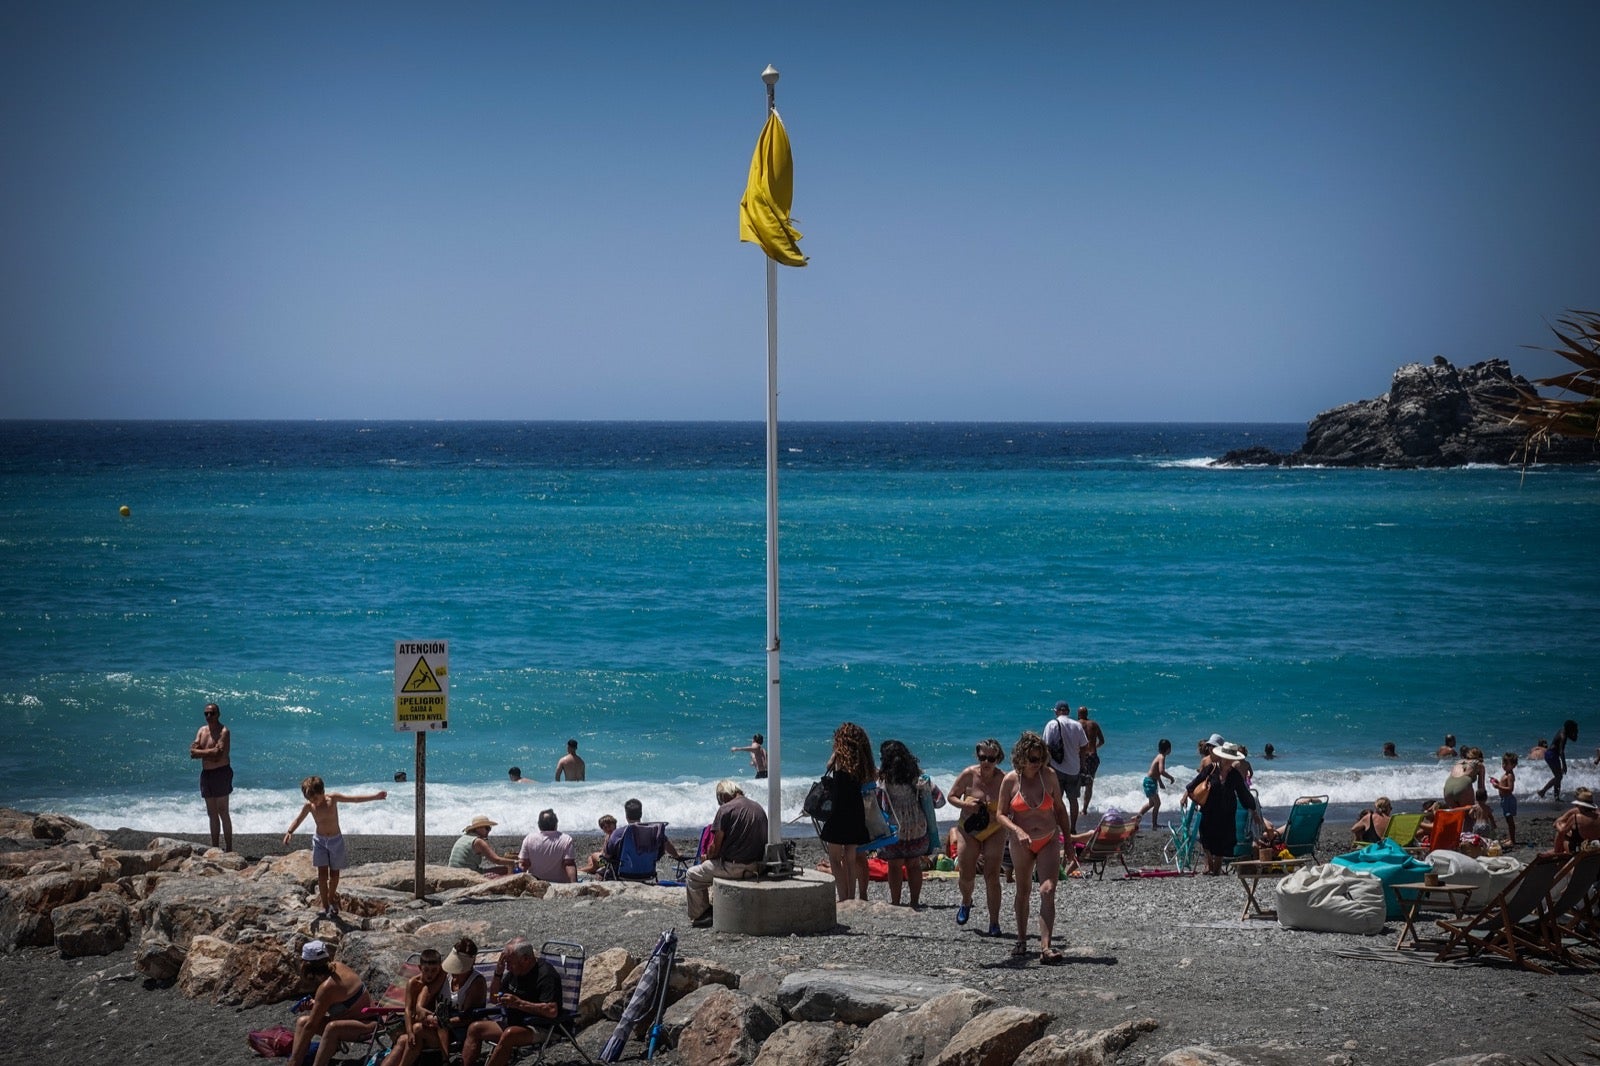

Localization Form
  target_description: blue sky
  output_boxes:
[3,2,1597,422]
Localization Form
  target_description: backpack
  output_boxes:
[246,1025,295,1058]
[802,774,834,820]
[1046,719,1065,764]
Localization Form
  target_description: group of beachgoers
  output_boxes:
[1350,720,1594,854]
[285,933,572,1066]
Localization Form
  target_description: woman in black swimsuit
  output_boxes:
[818,721,875,903]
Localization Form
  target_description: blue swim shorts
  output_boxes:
[312,832,348,870]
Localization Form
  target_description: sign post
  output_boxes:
[395,640,448,899]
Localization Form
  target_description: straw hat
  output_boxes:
[1212,742,1246,762]
[463,815,497,834]
[442,949,474,974]
[1573,788,1597,811]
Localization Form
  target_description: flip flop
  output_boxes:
[986,922,1003,937]
[1010,939,1029,957]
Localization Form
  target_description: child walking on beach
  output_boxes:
[283,776,387,919]
[1493,752,1519,847]
[1133,739,1175,830]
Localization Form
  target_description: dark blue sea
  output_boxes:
[2,421,1595,835]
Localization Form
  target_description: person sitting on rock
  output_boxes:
[461,938,561,1066]
[449,815,518,876]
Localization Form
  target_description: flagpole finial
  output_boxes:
[761,65,780,87]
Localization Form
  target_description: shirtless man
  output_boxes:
[731,733,768,779]
[1076,706,1106,810]
[554,740,585,782]
[1434,733,1457,759]
[189,702,233,852]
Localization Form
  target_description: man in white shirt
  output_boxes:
[1044,701,1089,833]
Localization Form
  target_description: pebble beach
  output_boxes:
[1,810,1594,1066]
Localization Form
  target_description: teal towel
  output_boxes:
[1331,839,1433,918]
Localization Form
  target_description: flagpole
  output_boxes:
[760,63,783,851]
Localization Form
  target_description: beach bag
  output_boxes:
[860,783,898,853]
[1189,777,1211,807]
[802,774,833,821]
[247,1025,295,1057]
[918,777,944,856]
[960,803,991,835]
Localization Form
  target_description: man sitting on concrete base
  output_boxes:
[686,780,769,928]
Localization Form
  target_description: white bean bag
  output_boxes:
[1275,863,1386,934]
[1425,850,1524,908]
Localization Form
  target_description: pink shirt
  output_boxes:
[518,830,575,883]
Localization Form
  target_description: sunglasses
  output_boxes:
[1021,756,1045,765]
[976,754,998,762]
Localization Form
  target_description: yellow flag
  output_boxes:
[739,110,807,267]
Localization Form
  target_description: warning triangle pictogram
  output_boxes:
[402,657,443,693]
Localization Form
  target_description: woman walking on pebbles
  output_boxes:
[948,738,1008,936]
[818,722,875,902]
[996,731,1072,964]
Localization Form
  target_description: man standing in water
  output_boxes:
[555,739,586,782]
[189,702,232,852]
[1077,706,1107,812]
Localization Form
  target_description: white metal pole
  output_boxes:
[761,64,782,847]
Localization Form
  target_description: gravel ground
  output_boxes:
[0,814,1593,1066]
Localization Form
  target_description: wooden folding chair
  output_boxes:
[1434,852,1569,973]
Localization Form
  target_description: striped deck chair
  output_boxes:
[533,941,594,1064]
[1078,813,1138,880]
[1539,849,1600,968]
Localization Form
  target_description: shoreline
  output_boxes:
[5,809,1595,1066]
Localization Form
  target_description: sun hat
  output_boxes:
[301,939,330,962]
[1573,788,1597,811]
[463,815,497,833]
[1206,733,1225,747]
[442,949,473,974]
[1212,742,1246,762]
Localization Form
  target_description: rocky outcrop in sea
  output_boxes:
[1215,357,1599,468]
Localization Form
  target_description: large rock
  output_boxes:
[1013,1019,1160,1066]
[135,930,187,982]
[851,987,996,1066]
[671,986,782,1066]
[337,861,489,896]
[928,1006,1053,1066]
[176,933,306,1006]
[755,1021,858,1066]
[51,888,132,957]
[136,869,304,950]
[1215,358,1600,469]
[0,868,106,949]
[778,971,966,1025]
[581,947,639,1027]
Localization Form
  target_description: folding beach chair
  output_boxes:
[669,825,714,883]
[531,940,595,1065]
[1225,789,1268,866]
[1425,807,1466,854]
[600,822,672,883]
[1383,811,1424,850]
[1164,801,1201,873]
[1434,851,1569,973]
[1537,848,1600,968]
[1279,795,1329,860]
[1078,812,1138,880]
[600,930,678,1063]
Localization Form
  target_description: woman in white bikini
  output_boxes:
[995,731,1073,965]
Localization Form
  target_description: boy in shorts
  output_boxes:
[1492,752,1519,847]
[283,776,387,918]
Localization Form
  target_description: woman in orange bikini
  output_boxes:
[995,730,1073,964]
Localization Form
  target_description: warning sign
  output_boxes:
[394,640,449,732]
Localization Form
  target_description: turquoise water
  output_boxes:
[1,421,1595,835]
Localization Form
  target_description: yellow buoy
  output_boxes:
[119,505,131,517]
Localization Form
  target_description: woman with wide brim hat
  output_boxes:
[1554,787,1600,853]
[448,815,518,875]
[1184,741,1260,875]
